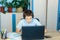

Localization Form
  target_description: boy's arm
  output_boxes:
[16,28,21,33]
[16,20,23,33]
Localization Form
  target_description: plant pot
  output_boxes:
[16,7,23,13]
[12,8,16,13]
[4,7,8,13]
[0,7,4,13]
[8,7,12,13]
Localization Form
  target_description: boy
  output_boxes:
[16,10,42,33]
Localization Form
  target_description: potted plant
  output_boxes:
[16,0,30,13]
[0,0,4,13]
[6,0,21,13]
[5,0,30,13]
[6,0,13,13]
[21,0,30,11]
[12,0,20,12]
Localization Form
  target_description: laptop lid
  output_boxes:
[22,26,45,39]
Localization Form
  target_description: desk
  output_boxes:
[0,32,44,40]
[1,32,60,40]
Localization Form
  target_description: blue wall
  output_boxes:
[57,0,60,31]
[12,14,16,32]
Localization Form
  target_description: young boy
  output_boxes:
[16,10,42,33]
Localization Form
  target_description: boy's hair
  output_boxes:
[23,10,34,19]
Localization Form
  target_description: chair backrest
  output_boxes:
[35,18,40,22]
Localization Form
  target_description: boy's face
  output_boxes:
[25,16,32,23]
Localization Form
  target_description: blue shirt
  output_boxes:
[16,18,42,30]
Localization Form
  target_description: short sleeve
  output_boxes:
[16,20,23,30]
[34,19,42,26]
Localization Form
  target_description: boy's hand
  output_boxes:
[16,28,20,33]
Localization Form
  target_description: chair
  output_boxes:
[35,18,40,22]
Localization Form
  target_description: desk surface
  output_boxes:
[0,32,22,40]
[0,32,60,40]
[0,37,22,40]
[0,32,44,40]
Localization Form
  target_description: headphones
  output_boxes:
[23,10,34,19]
[23,13,34,19]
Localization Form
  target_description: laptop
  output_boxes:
[22,26,45,40]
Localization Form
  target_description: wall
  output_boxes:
[1,13,12,32]
[47,0,58,32]
[34,0,58,32]
[57,0,60,31]
[1,13,23,32]
[34,0,46,26]
[0,15,1,32]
